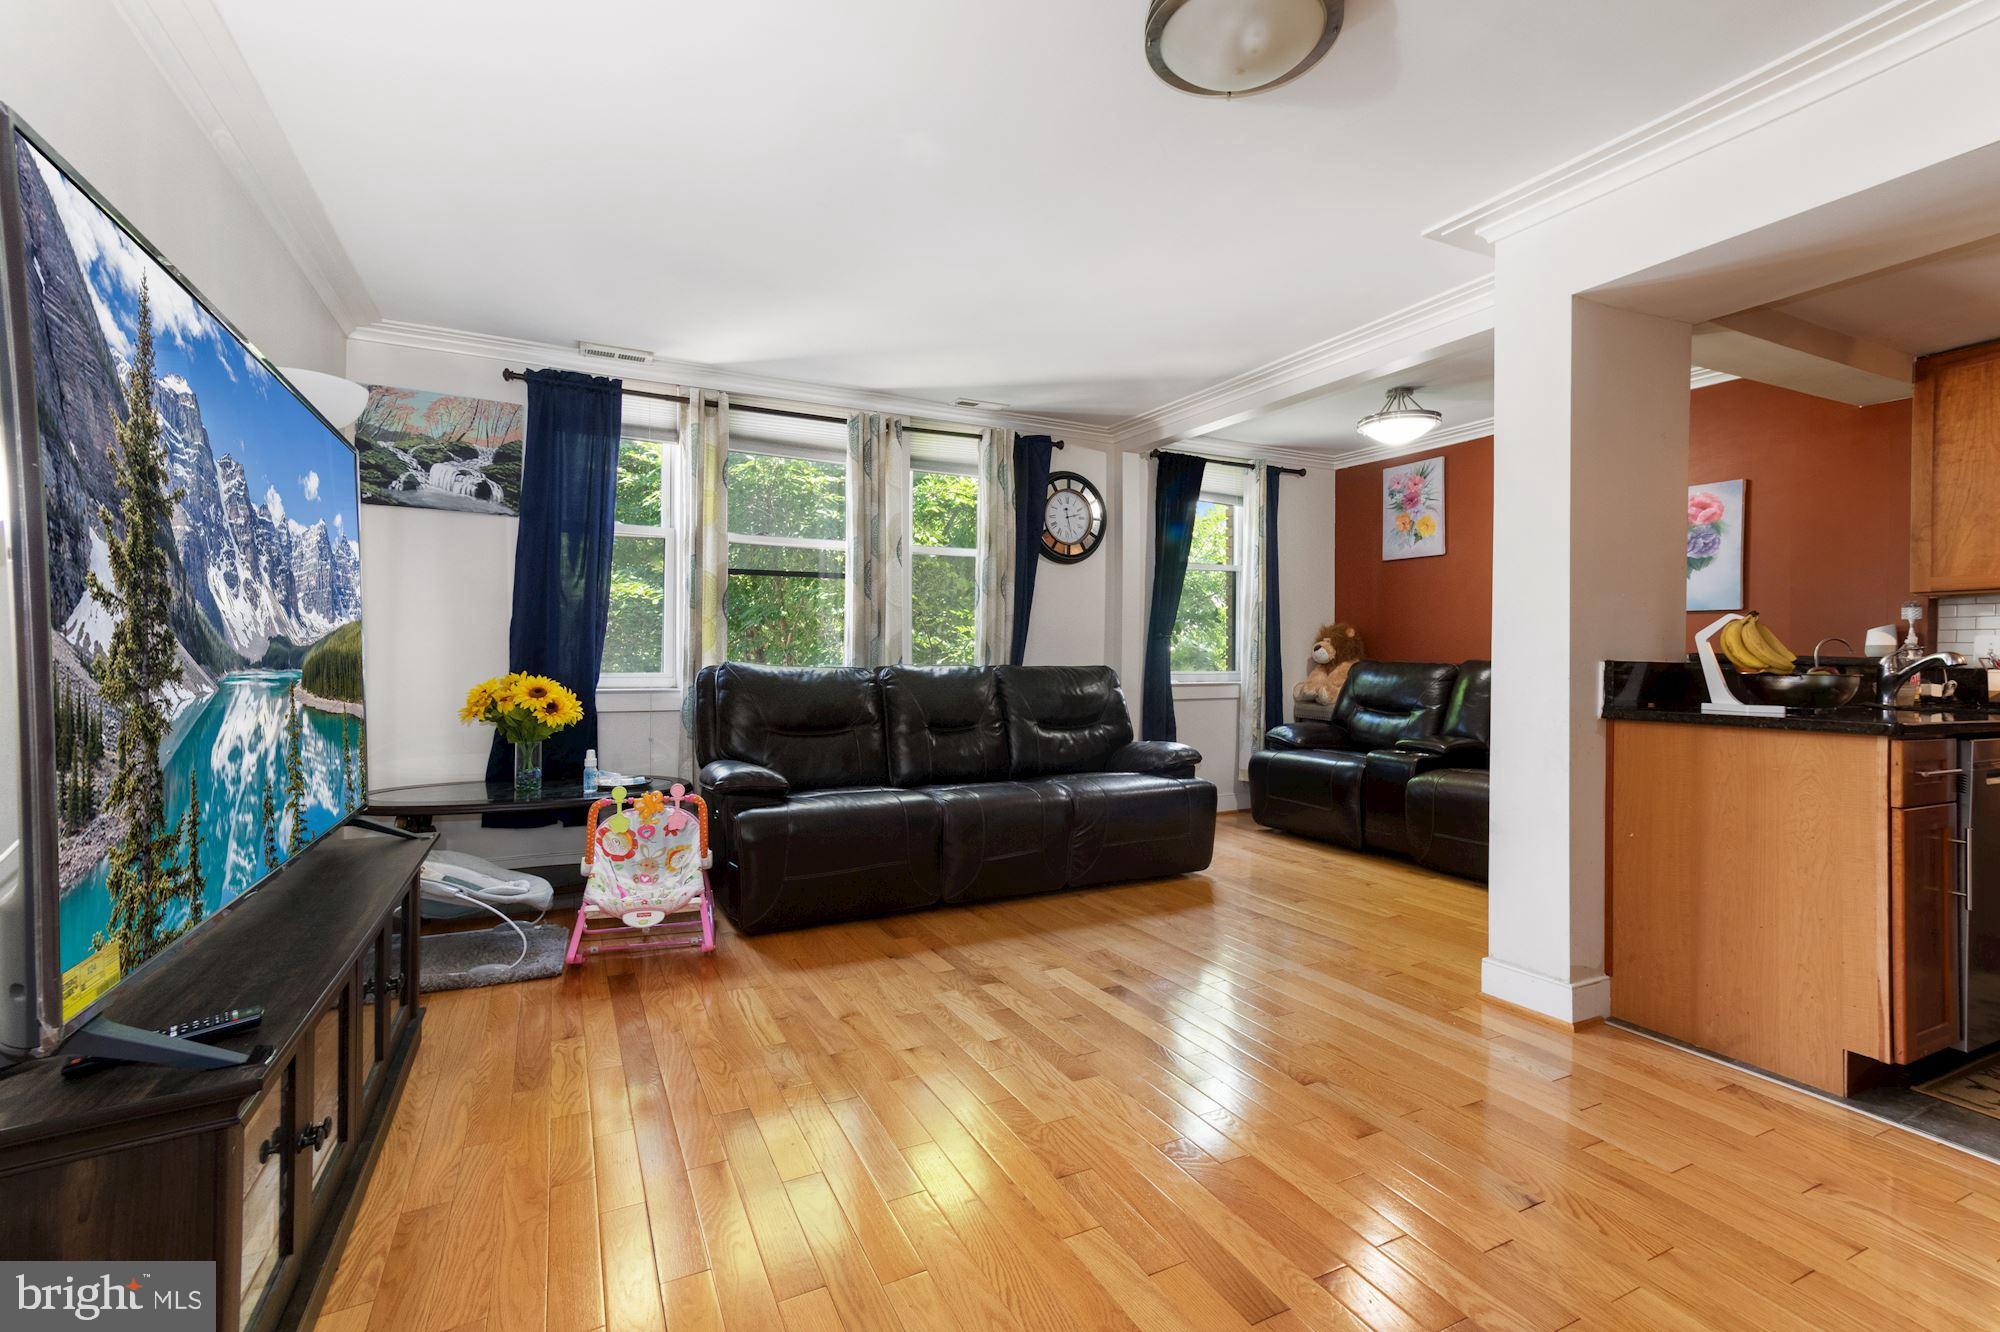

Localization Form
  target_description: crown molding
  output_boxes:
[1146,436,1370,473]
[347,320,1118,448]
[1425,0,2000,256]
[1107,275,1497,451]
[113,0,379,332]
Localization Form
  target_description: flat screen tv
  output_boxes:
[0,106,366,1061]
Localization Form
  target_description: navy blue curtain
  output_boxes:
[1141,451,1207,741]
[1009,435,1056,665]
[485,369,622,789]
[1262,466,1284,730]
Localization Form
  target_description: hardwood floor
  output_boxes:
[316,813,2000,1332]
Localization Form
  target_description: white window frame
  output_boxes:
[908,459,978,667]
[1171,489,1243,685]
[722,439,848,667]
[599,423,683,690]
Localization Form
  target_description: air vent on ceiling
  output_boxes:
[576,340,655,365]
[953,397,1006,410]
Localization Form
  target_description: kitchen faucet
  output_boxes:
[1877,650,1967,706]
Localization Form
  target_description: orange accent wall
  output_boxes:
[1334,434,1494,664]
[1328,382,1912,664]
[1683,379,1910,651]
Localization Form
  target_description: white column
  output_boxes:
[1485,276,1690,1022]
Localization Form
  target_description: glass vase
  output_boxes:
[512,739,543,798]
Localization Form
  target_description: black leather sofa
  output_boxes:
[691,663,1217,932]
[1247,660,1490,882]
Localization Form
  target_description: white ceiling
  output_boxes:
[1770,233,2000,358]
[209,0,1879,428]
[1218,334,1493,457]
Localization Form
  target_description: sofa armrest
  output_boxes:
[1393,736,1488,768]
[700,759,791,797]
[1107,740,1202,778]
[1265,721,1351,751]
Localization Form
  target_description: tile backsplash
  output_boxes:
[1936,595,2000,661]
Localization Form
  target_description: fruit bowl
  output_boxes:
[1736,671,1862,710]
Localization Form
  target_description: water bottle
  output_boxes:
[582,749,599,794]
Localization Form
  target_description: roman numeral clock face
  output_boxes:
[1040,472,1105,563]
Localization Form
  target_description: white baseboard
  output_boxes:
[1480,956,1610,1023]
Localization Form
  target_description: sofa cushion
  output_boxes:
[726,788,941,931]
[711,663,888,791]
[1406,768,1489,883]
[1443,659,1492,747]
[1247,748,1367,849]
[1331,661,1459,749]
[881,666,1008,786]
[922,782,1073,904]
[1032,772,1217,886]
[995,665,1134,777]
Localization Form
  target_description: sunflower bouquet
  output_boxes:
[460,672,586,742]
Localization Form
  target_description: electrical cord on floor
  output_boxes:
[424,883,530,969]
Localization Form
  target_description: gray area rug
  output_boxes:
[420,922,569,992]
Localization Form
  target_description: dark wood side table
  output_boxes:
[362,777,662,832]
[363,778,676,892]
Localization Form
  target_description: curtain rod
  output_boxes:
[503,366,685,404]
[503,367,1024,440]
[1147,448,1306,476]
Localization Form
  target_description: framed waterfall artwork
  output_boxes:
[1382,456,1445,560]
[1686,479,1747,611]
[356,386,525,515]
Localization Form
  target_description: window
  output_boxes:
[601,407,682,684]
[910,467,977,666]
[1171,496,1239,678]
[724,407,848,666]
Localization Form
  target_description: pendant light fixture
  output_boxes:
[1356,386,1443,447]
[1145,0,1345,98]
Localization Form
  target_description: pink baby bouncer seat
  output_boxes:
[566,783,715,963]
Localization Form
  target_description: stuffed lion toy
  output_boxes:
[1293,622,1364,707]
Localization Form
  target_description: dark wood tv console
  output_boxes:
[0,826,433,1332]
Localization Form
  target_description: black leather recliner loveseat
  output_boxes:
[1247,659,1490,881]
[691,663,1217,932]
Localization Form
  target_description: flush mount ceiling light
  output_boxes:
[1145,0,1345,98]
[1356,386,1444,447]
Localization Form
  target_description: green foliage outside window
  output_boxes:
[725,451,848,666]
[911,471,977,667]
[614,436,663,526]
[604,534,666,674]
[727,542,845,666]
[1171,501,1237,674]
[727,451,845,540]
[605,438,670,676]
[602,444,989,674]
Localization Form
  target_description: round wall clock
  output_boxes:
[1040,471,1106,564]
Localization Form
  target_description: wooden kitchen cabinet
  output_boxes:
[1610,724,1975,1093]
[1891,802,1962,1063]
[1912,337,2000,592]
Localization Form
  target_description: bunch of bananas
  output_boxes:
[1718,613,1798,674]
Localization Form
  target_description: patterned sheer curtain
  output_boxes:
[679,388,729,683]
[975,427,1016,665]
[1237,463,1268,779]
[846,412,911,665]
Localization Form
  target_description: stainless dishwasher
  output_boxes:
[1962,738,2000,1050]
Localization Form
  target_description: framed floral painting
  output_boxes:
[1686,479,1746,610]
[1382,456,1445,560]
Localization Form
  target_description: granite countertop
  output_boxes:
[1601,659,2000,737]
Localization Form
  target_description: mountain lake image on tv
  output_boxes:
[14,131,366,1024]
